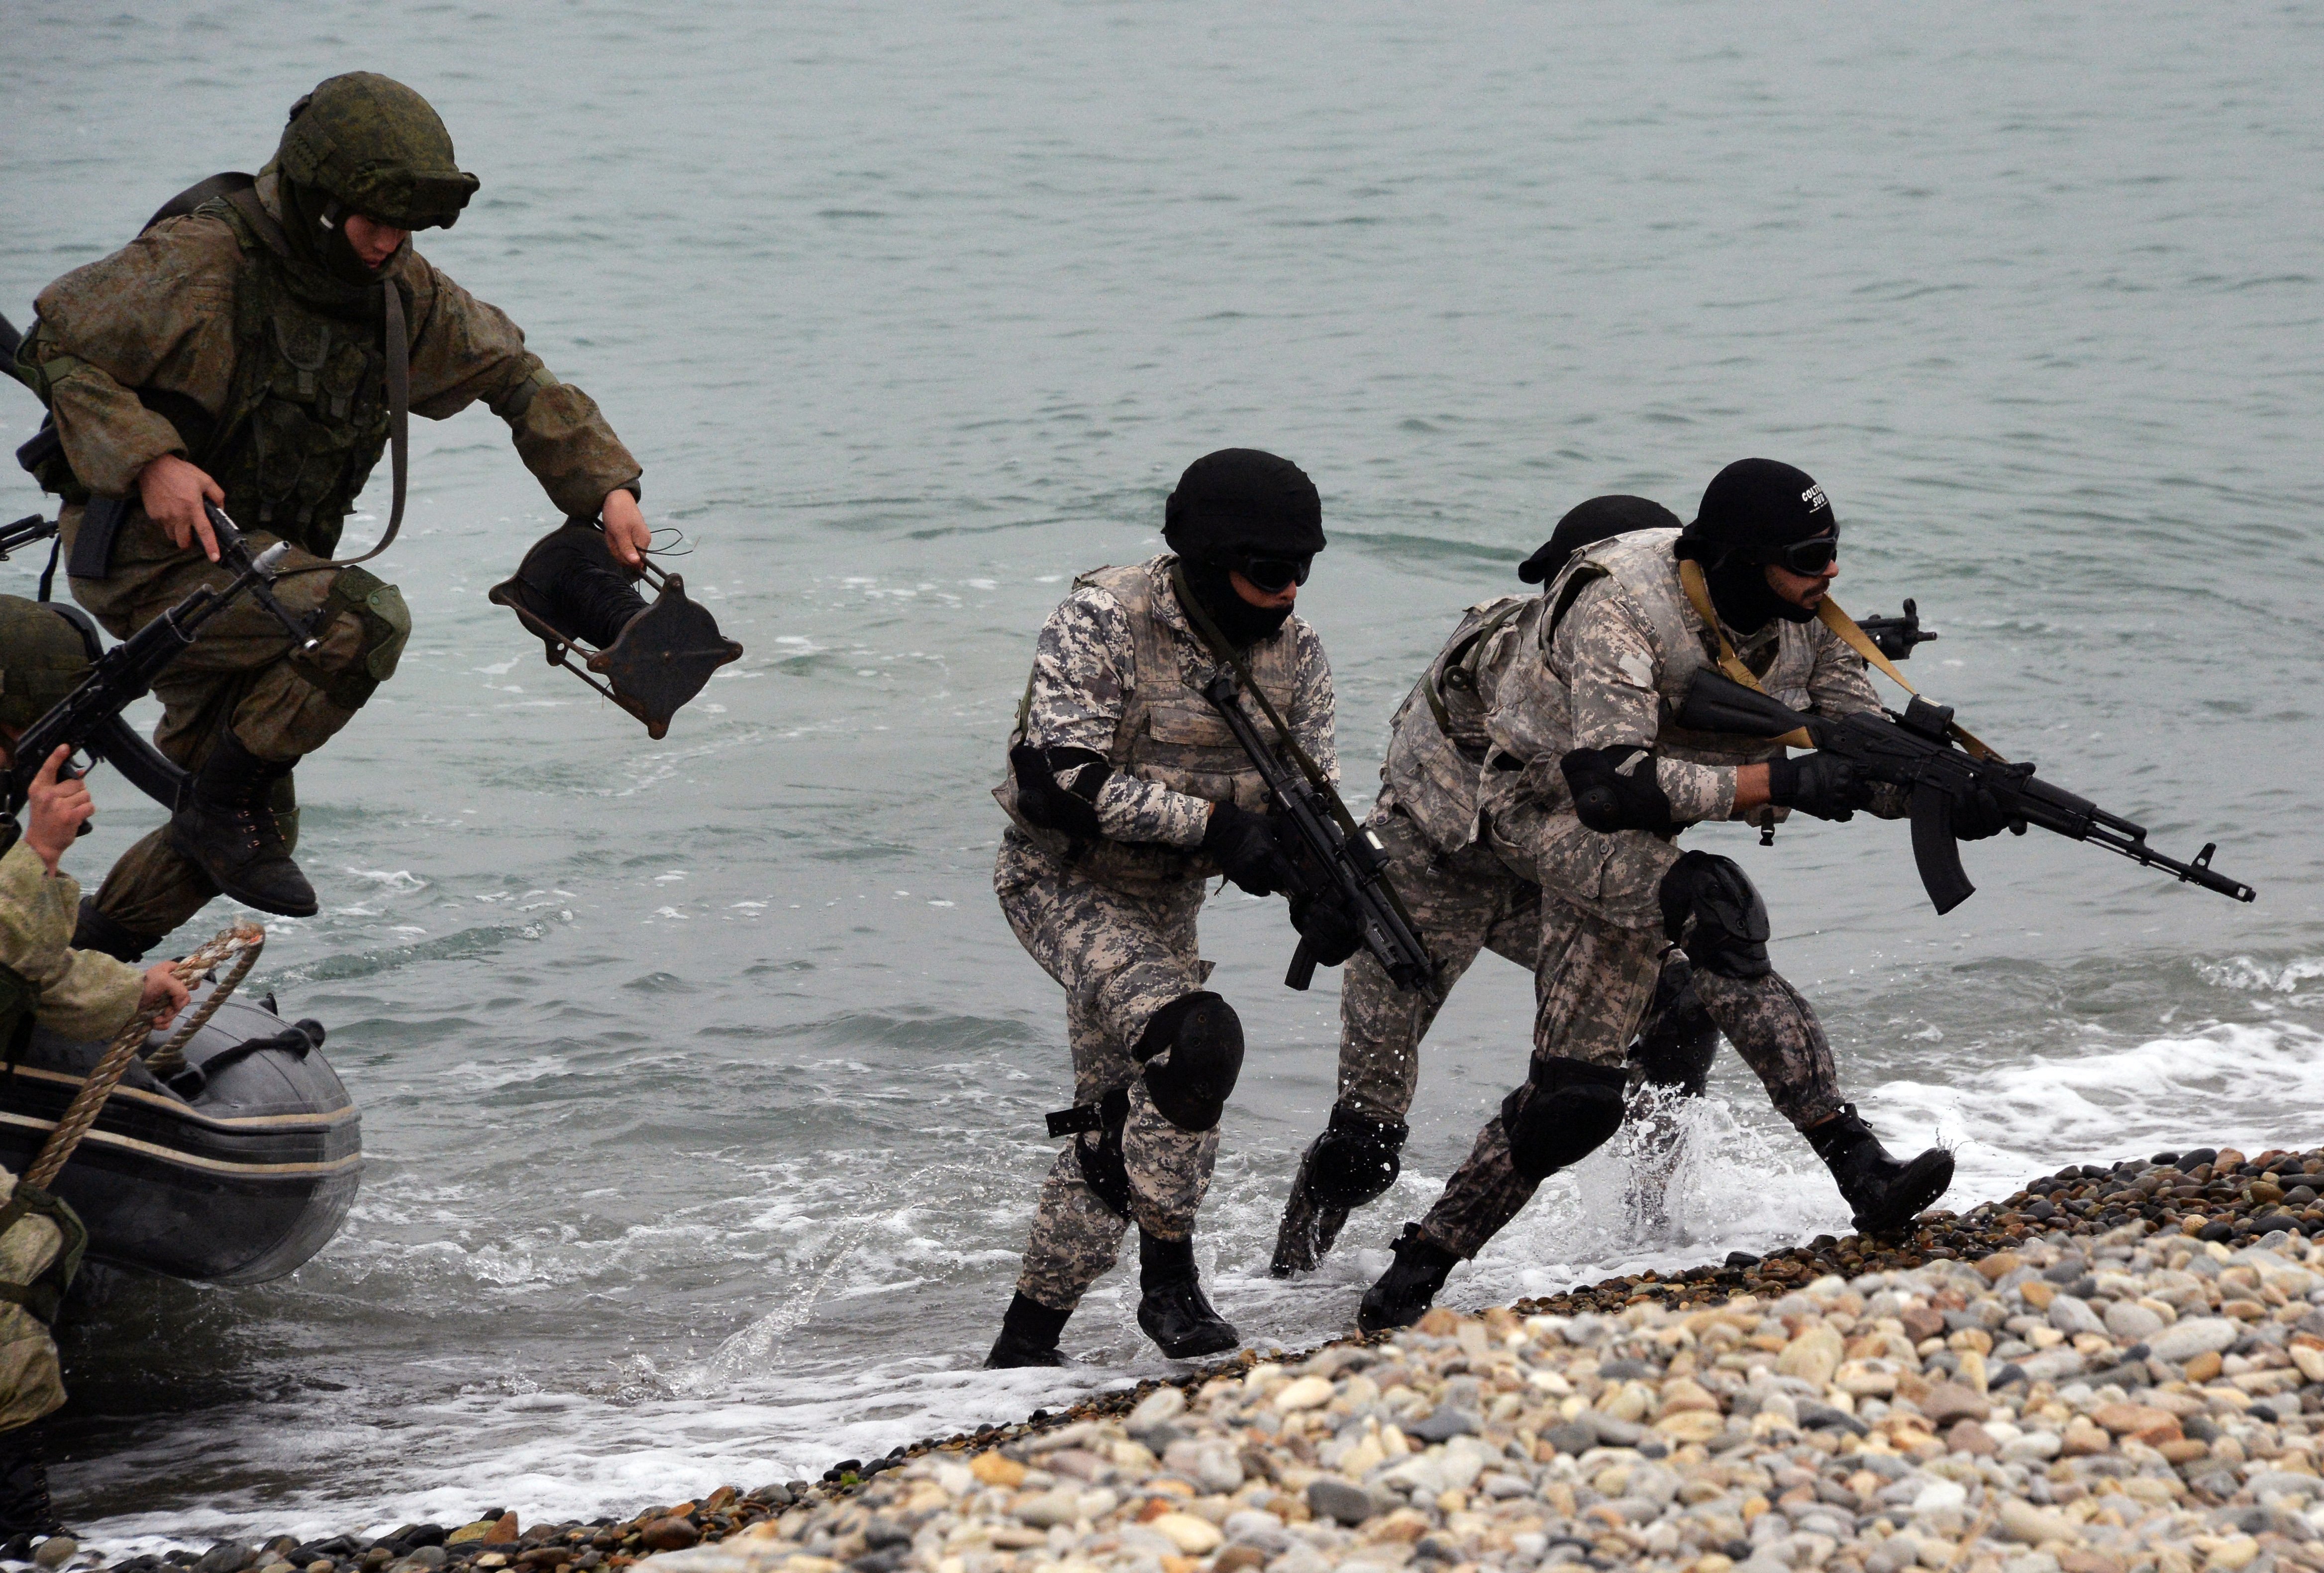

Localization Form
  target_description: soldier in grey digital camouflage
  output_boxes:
[1360,459,1980,1332]
[1271,495,1731,1279]
[984,448,1362,1368]
[10,72,650,953]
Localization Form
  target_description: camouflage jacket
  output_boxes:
[0,841,143,1043]
[1378,593,1542,854]
[1007,555,1336,851]
[25,172,639,527]
[1484,528,1904,828]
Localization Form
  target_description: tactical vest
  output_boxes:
[19,185,396,556]
[1537,527,1814,767]
[193,193,397,556]
[1380,594,1539,853]
[995,557,1302,889]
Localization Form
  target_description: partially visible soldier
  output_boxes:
[13,72,648,957]
[1271,495,1723,1277]
[0,602,188,1540]
[1357,459,1971,1331]
[984,449,1359,1368]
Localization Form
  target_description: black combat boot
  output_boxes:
[1806,1104,1955,1235]
[1135,1231,1238,1360]
[0,1424,63,1541]
[1357,1223,1460,1334]
[983,1292,1072,1369]
[168,731,316,918]
[71,897,161,963]
[1271,1104,1407,1277]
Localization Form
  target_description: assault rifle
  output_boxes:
[5,530,297,820]
[1854,599,1938,662]
[0,515,59,563]
[1675,668,2257,914]
[1200,669,1437,994]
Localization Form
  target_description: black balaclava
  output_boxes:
[1518,495,1683,584]
[1162,448,1325,648]
[1675,458,1837,633]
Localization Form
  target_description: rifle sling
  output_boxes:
[1675,559,2005,763]
[1168,560,1430,943]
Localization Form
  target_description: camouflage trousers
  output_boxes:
[995,831,1223,1314]
[63,504,398,941]
[1415,803,1845,1258]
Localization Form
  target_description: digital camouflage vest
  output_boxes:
[1379,594,1539,854]
[997,558,1301,890]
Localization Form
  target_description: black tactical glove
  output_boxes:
[1765,751,1873,823]
[1949,780,2027,841]
[1201,801,1296,896]
[1288,888,1364,967]
[1561,746,1678,835]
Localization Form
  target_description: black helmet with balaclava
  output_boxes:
[1163,448,1325,647]
[1517,494,1682,585]
[0,597,94,731]
[267,72,481,292]
[1675,458,1840,631]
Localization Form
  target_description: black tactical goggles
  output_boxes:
[1757,531,1839,575]
[1230,554,1313,594]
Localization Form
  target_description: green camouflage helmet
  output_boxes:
[277,72,481,230]
[0,598,92,730]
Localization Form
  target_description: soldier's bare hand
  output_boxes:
[24,746,92,875]
[602,488,650,571]
[137,453,224,562]
[137,964,190,1030]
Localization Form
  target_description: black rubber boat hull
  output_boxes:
[0,989,361,1284]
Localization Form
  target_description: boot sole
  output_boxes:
[168,824,319,918]
[1147,1323,1240,1360]
[1851,1151,1957,1236]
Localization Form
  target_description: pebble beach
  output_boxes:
[62,1141,2324,1573]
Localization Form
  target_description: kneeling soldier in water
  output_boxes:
[1357,459,1967,1331]
[13,72,647,955]
[0,602,188,1539]
[1273,496,1728,1278]
[985,449,1354,1368]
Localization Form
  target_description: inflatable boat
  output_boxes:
[0,984,360,1284]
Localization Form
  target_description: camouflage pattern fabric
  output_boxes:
[1334,800,1541,1120]
[995,830,1223,1313]
[1689,968,1844,1131]
[277,73,479,231]
[28,172,637,518]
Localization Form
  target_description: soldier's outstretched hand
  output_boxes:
[137,965,190,1030]
[602,488,650,571]
[24,746,92,875]
[137,453,226,562]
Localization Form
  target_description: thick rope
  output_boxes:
[140,940,262,1079]
[26,922,263,1190]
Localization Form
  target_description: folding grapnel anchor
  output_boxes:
[488,521,743,740]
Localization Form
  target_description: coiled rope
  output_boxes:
[26,921,264,1189]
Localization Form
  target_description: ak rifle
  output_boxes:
[1675,668,2256,915]
[5,516,302,820]
[1199,668,1436,994]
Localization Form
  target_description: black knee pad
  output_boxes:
[1307,1104,1409,1207]
[1074,1085,1133,1219]
[1133,991,1244,1133]
[1657,850,1772,979]
[1628,951,1720,1097]
[1501,1057,1630,1181]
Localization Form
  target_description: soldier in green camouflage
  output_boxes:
[12,73,648,952]
[0,600,190,1540]
[983,449,1360,1368]
[1357,460,1972,1332]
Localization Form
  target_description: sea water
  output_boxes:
[1,0,2320,1542]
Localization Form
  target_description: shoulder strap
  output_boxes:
[1814,596,2002,761]
[1423,598,1527,737]
[215,190,409,574]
